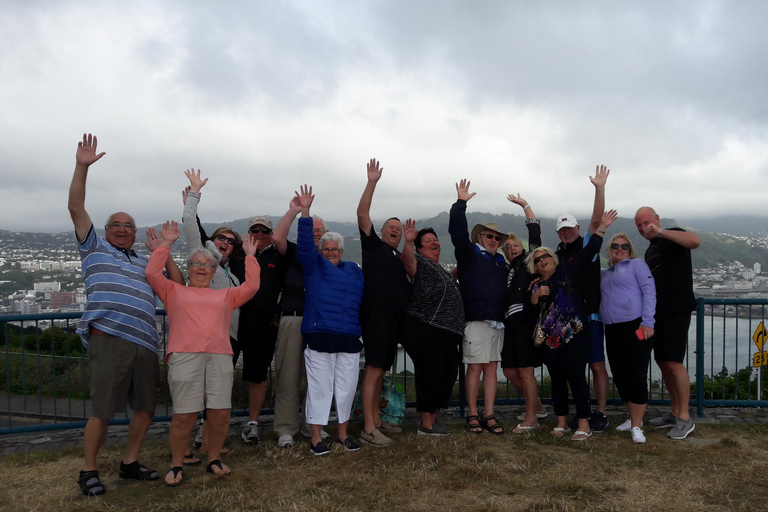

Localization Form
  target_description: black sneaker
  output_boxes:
[338,438,361,452]
[310,441,330,456]
[589,411,610,432]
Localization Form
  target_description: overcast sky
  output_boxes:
[2,1,767,233]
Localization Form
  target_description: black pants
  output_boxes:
[605,318,654,405]
[400,315,461,414]
[545,332,590,419]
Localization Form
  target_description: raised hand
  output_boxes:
[184,169,208,194]
[242,234,257,257]
[600,209,618,230]
[589,165,610,189]
[76,133,106,167]
[295,184,315,211]
[160,220,180,244]
[288,195,302,212]
[144,227,162,252]
[403,218,417,243]
[367,158,383,183]
[455,179,476,202]
[507,193,529,209]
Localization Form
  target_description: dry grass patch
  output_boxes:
[1,423,767,511]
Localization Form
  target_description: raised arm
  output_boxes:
[507,193,535,220]
[642,224,701,250]
[588,165,610,235]
[182,169,209,253]
[356,158,383,236]
[400,219,417,278]
[509,192,541,249]
[273,195,303,256]
[68,133,106,242]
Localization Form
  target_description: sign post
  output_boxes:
[753,322,767,401]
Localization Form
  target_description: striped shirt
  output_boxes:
[405,253,465,335]
[76,225,160,353]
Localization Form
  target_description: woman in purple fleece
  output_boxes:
[600,233,656,443]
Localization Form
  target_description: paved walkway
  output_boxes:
[2,405,766,456]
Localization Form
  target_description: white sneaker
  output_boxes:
[193,420,204,448]
[241,421,260,445]
[277,435,296,448]
[616,419,643,432]
[631,427,646,444]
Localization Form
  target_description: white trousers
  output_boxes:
[304,347,360,426]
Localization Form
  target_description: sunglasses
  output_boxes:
[481,233,502,242]
[249,227,272,234]
[216,234,236,246]
[533,253,552,265]
[610,243,630,251]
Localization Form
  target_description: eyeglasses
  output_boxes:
[533,253,552,265]
[481,233,502,242]
[216,234,236,246]
[313,228,328,234]
[249,227,272,234]
[610,243,630,251]
[321,248,340,253]
[189,262,215,269]
[107,222,135,230]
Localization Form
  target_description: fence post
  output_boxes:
[696,298,705,418]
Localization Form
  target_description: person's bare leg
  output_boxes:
[167,412,197,484]
[83,417,109,471]
[123,409,153,464]
[205,408,231,474]
[310,424,323,445]
[519,367,542,426]
[465,363,482,417]
[663,361,691,420]
[362,366,384,434]
[628,402,646,429]
[248,381,266,422]
[420,412,434,429]
[590,361,609,414]
[337,421,350,442]
[482,362,498,417]
[657,361,681,418]
[503,367,524,393]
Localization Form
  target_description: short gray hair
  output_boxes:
[313,215,329,232]
[319,232,344,251]
[187,248,217,267]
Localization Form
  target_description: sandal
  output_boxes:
[571,430,592,442]
[512,423,540,434]
[206,459,230,476]
[550,427,571,438]
[466,415,483,434]
[78,470,106,496]
[166,466,183,487]
[480,414,504,435]
[118,461,159,481]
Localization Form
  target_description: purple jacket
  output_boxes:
[600,258,656,328]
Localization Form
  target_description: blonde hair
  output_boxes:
[526,247,558,274]
[606,233,635,267]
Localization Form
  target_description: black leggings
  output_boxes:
[605,318,654,405]
[544,332,590,419]
[400,315,461,414]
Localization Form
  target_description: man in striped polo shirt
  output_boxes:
[68,133,183,496]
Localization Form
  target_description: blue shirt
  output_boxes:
[76,225,160,353]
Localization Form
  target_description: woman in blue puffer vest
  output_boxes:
[295,185,365,456]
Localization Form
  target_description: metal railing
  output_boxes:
[2,297,766,434]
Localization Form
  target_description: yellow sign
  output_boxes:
[753,322,767,351]
[754,351,767,368]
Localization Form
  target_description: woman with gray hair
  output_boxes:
[294,185,365,456]
[146,221,260,485]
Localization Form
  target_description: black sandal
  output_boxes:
[466,415,483,434]
[480,414,505,435]
[166,466,183,487]
[78,470,106,496]
[119,460,160,481]
[206,459,229,475]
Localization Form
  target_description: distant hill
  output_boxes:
[675,215,768,238]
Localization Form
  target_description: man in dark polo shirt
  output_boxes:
[635,206,700,440]
[68,133,183,496]
[271,195,330,448]
[238,215,288,444]
[357,159,410,447]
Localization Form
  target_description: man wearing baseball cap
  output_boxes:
[555,165,611,432]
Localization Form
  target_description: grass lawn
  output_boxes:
[1,422,767,511]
